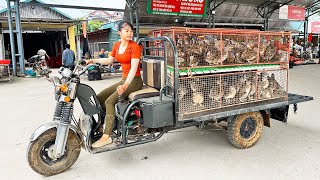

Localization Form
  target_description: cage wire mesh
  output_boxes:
[259,32,290,63]
[222,33,259,65]
[146,28,289,120]
[256,69,288,101]
[150,28,290,68]
[170,69,288,119]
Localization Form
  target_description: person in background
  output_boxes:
[85,21,142,148]
[83,52,91,60]
[62,44,75,70]
[98,48,107,58]
[37,49,50,62]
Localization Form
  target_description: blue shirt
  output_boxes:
[62,48,75,66]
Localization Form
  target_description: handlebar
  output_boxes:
[73,61,99,77]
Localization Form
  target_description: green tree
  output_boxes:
[87,21,104,32]
[75,20,104,35]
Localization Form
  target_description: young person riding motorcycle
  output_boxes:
[85,21,143,148]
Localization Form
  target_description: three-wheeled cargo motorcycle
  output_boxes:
[27,36,313,176]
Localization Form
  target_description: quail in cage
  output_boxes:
[259,39,268,61]
[277,50,288,62]
[246,41,257,49]
[238,80,252,103]
[189,79,205,108]
[264,44,277,62]
[268,73,285,96]
[226,50,236,64]
[178,82,188,99]
[258,72,269,89]
[260,87,273,99]
[248,79,257,100]
[209,80,223,103]
[241,48,258,64]
[234,43,247,64]
[205,48,221,65]
[223,85,237,104]
[257,73,270,99]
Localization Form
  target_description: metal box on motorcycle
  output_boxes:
[139,96,174,128]
[142,59,166,90]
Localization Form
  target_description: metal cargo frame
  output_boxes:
[150,27,291,70]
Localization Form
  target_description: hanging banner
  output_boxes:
[68,25,76,53]
[82,22,87,38]
[147,0,208,18]
[288,5,305,20]
[311,22,320,33]
[279,5,305,20]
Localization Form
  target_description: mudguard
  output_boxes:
[29,121,82,142]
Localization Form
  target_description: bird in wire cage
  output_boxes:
[262,41,277,62]
[241,47,258,64]
[189,78,205,108]
[209,79,224,103]
[178,82,188,99]
[268,73,285,96]
[258,72,271,99]
[271,49,288,62]
[248,75,257,100]
[238,79,252,102]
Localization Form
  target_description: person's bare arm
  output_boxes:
[86,56,115,65]
[117,58,139,95]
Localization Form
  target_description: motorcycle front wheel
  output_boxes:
[27,128,81,176]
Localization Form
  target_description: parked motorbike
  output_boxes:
[27,55,52,78]
[27,57,166,176]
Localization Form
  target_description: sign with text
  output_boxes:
[147,0,208,18]
[311,22,320,33]
[279,5,305,20]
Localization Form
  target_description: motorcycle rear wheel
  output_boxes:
[27,128,81,176]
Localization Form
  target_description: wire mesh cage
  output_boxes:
[221,32,259,65]
[259,32,290,64]
[149,27,290,69]
[151,27,222,68]
[177,75,221,115]
[169,68,288,120]
[221,71,257,107]
[256,69,288,101]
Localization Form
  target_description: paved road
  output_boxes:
[0,64,319,180]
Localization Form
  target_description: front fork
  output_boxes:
[53,101,74,158]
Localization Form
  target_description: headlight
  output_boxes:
[59,67,73,78]
[60,83,68,93]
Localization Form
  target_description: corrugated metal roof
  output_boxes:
[125,0,320,31]
[0,0,72,21]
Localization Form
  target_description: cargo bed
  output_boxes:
[180,93,313,122]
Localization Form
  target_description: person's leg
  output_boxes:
[96,80,123,111]
[92,76,143,148]
[103,77,143,134]
[121,76,143,98]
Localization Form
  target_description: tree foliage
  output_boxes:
[87,21,104,32]
[75,20,104,35]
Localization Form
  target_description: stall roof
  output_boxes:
[0,0,73,20]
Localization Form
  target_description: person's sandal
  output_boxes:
[91,137,112,148]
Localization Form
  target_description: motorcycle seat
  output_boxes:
[128,85,159,101]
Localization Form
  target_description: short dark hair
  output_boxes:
[118,21,134,32]
[65,44,70,48]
